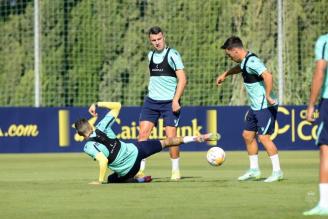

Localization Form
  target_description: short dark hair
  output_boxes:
[148,26,163,36]
[221,36,244,49]
[74,118,90,137]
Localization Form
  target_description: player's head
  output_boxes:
[74,118,93,139]
[221,36,246,62]
[148,26,165,52]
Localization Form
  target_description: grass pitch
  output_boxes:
[0,151,321,219]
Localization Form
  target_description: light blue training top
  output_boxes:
[240,52,278,110]
[315,33,328,98]
[83,113,138,177]
[147,47,184,100]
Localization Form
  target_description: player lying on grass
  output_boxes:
[74,102,216,184]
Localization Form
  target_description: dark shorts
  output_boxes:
[107,140,162,183]
[316,99,328,146]
[139,96,180,127]
[244,106,278,135]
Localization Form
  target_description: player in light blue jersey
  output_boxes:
[304,33,328,216]
[216,36,283,183]
[138,26,187,180]
[74,102,214,184]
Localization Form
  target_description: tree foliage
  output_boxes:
[0,0,327,106]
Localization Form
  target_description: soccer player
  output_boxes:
[216,36,283,183]
[74,102,214,184]
[137,26,187,180]
[303,33,328,216]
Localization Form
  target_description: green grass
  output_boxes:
[0,151,322,219]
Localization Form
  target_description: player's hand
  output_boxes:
[266,96,277,105]
[88,103,97,117]
[172,99,181,113]
[216,72,227,86]
[306,105,315,122]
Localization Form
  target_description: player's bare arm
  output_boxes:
[172,69,187,113]
[306,60,327,122]
[216,65,241,86]
[261,70,276,105]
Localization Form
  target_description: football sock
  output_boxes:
[319,183,328,208]
[139,159,146,172]
[270,154,281,172]
[171,158,180,172]
[249,155,259,169]
[183,136,196,143]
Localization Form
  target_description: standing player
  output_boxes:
[74,102,213,184]
[137,26,187,180]
[216,36,283,182]
[303,33,328,216]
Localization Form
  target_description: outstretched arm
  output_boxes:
[216,65,241,86]
[89,152,109,185]
[89,102,122,118]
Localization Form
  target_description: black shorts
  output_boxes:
[107,140,162,183]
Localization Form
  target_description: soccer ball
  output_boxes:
[206,147,225,166]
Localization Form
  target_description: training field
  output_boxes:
[0,151,321,219]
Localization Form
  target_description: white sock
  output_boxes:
[319,183,328,208]
[139,159,146,172]
[171,158,180,172]
[249,155,259,169]
[270,154,281,172]
[183,136,196,143]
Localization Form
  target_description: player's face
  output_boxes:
[149,32,165,52]
[225,48,241,63]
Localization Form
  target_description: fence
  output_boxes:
[0,0,327,107]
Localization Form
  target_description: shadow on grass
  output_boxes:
[152,176,229,183]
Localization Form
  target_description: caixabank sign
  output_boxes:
[0,106,318,153]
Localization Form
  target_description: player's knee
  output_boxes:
[258,134,270,143]
[138,130,151,141]
[242,131,254,142]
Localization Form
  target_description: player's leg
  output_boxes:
[256,107,283,182]
[304,100,328,215]
[162,101,181,180]
[107,172,152,184]
[137,121,156,177]
[159,133,215,148]
[238,109,261,181]
[304,145,328,215]
[137,98,160,177]
[319,145,328,209]
[136,133,215,157]
[165,126,181,180]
